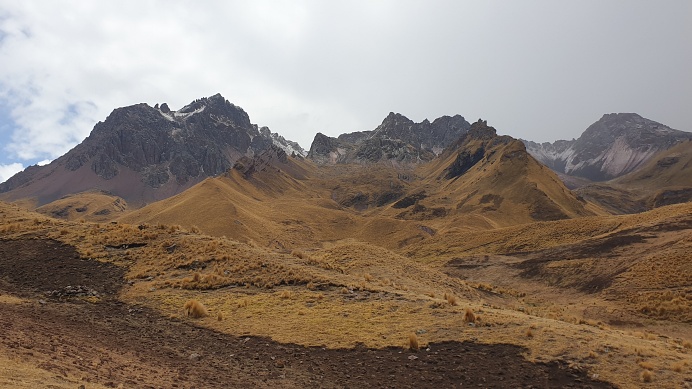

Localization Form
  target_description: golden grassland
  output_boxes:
[1,199,691,387]
[0,352,111,389]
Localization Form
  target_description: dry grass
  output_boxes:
[408,334,419,351]
[443,293,457,306]
[640,369,653,383]
[184,299,208,318]
[463,308,476,323]
[670,361,686,373]
[2,199,692,389]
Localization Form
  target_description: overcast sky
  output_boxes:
[0,1,690,182]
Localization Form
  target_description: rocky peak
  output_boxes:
[307,112,471,165]
[523,113,692,182]
[442,120,518,179]
[0,94,305,205]
[465,119,497,141]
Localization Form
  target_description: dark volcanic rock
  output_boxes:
[0,94,305,205]
[307,112,471,164]
[523,113,692,181]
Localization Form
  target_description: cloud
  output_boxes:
[0,162,23,183]
[0,0,689,170]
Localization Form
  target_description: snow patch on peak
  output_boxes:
[158,110,176,122]
[174,105,205,118]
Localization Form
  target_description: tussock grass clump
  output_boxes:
[279,290,292,299]
[526,328,534,338]
[670,361,686,373]
[408,334,419,351]
[463,308,476,323]
[640,369,653,383]
[184,299,208,318]
[217,311,223,321]
[443,293,457,306]
[291,250,306,259]
[682,340,692,349]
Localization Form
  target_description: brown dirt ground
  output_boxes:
[0,238,615,388]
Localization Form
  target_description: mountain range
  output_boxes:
[1,94,690,221]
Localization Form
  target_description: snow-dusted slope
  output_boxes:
[523,113,692,181]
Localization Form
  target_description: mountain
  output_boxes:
[523,113,692,182]
[307,113,470,164]
[576,139,692,214]
[0,94,305,207]
[397,119,600,227]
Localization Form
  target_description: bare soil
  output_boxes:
[0,238,614,388]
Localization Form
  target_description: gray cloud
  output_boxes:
[0,0,689,172]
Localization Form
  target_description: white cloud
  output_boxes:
[0,162,23,183]
[0,0,689,168]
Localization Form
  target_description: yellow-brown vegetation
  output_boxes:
[408,334,419,351]
[1,183,691,389]
[184,299,208,318]
[640,369,653,383]
[463,308,476,324]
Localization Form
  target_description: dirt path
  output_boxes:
[0,238,614,388]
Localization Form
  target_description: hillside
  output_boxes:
[120,120,600,249]
[1,197,690,388]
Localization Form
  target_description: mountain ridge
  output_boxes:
[307,112,471,164]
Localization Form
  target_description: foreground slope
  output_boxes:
[1,199,690,387]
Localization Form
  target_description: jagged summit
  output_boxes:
[524,113,692,182]
[0,94,305,206]
[307,112,471,164]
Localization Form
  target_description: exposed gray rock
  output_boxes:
[523,113,692,181]
[307,112,471,164]
[0,94,306,204]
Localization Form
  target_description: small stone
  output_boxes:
[407,355,418,360]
